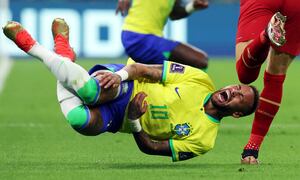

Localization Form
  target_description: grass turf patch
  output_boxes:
[0,58,300,180]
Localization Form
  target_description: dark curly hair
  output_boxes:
[243,85,260,116]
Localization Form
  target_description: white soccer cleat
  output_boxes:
[267,12,287,47]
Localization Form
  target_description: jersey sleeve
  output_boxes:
[161,61,212,86]
[169,138,206,162]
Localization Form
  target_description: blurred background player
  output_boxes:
[116,0,209,69]
[235,0,300,164]
[3,19,260,162]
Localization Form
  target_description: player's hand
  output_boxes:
[116,0,131,16]
[193,0,209,10]
[241,156,259,165]
[96,72,121,89]
[128,92,148,120]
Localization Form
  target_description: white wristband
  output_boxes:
[185,1,195,14]
[115,69,129,81]
[129,118,142,133]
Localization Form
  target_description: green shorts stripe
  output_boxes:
[66,105,90,129]
[77,78,100,105]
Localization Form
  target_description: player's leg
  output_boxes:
[51,18,101,134]
[57,82,105,135]
[3,21,100,105]
[241,0,300,163]
[169,42,208,69]
[241,49,294,164]
[51,18,121,104]
[51,19,119,135]
[236,12,286,84]
[121,30,208,69]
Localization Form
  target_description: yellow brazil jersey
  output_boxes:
[120,61,220,161]
[123,0,176,36]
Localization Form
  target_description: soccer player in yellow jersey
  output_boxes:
[116,0,210,69]
[3,19,260,162]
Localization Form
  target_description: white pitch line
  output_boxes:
[0,122,52,128]
[0,57,13,93]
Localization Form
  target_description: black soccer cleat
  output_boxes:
[241,149,259,159]
[241,149,259,164]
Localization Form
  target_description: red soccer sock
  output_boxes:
[244,134,264,151]
[244,71,286,150]
[236,31,270,84]
[15,30,36,52]
[54,34,75,62]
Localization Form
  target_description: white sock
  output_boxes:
[57,81,82,118]
[28,43,91,91]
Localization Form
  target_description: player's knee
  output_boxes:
[77,78,100,105]
[66,105,90,130]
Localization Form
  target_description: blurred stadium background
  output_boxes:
[1,0,240,58]
[1,0,300,179]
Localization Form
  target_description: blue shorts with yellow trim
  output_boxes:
[88,64,133,133]
[121,30,179,64]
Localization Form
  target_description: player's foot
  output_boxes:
[266,12,286,47]
[52,18,76,62]
[2,21,36,52]
[52,18,69,41]
[241,149,259,165]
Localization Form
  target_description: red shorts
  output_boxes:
[236,0,300,56]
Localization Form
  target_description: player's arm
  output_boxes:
[132,132,171,156]
[123,63,163,82]
[115,0,131,16]
[170,0,209,20]
[128,92,172,156]
[98,63,163,89]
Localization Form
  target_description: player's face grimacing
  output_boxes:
[211,84,255,117]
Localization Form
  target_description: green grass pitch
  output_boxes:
[0,58,300,179]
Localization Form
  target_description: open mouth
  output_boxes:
[218,90,230,103]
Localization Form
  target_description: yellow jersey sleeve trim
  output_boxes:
[161,61,168,84]
[169,139,177,162]
[203,93,212,105]
[206,114,220,124]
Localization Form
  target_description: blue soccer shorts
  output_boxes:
[121,30,180,64]
[88,64,133,133]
